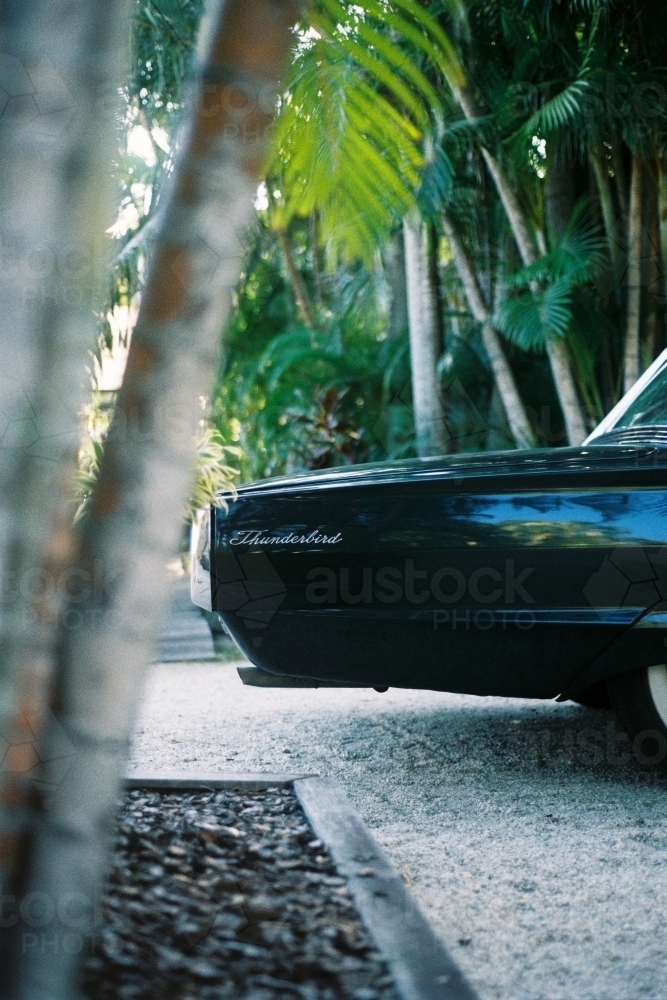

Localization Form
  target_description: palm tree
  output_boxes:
[4,3,300,997]
[449,0,667,419]
[444,56,590,443]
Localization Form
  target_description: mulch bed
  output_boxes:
[83,787,399,1000]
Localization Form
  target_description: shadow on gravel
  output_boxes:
[427,704,666,786]
[307,699,667,792]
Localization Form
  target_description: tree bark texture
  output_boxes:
[0,0,131,910]
[4,3,301,998]
[441,213,536,449]
[624,153,644,393]
[454,82,587,444]
[403,217,448,456]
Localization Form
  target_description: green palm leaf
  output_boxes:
[506,202,606,287]
[521,77,592,138]
[268,0,462,262]
[495,281,574,351]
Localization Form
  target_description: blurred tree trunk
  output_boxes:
[455,84,587,445]
[277,227,316,327]
[0,0,130,930]
[4,2,300,998]
[385,229,409,340]
[624,153,644,392]
[403,216,448,456]
[441,213,536,448]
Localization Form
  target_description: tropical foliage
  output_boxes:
[89,0,667,495]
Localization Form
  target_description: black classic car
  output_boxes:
[192,348,667,764]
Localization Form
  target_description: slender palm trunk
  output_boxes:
[454,84,587,445]
[277,227,316,327]
[624,153,644,393]
[6,3,299,998]
[0,0,130,915]
[659,159,667,311]
[482,149,541,269]
[441,213,535,448]
[456,86,539,268]
[591,150,623,278]
[612,141,630,227]
[403,216,448,456]
[644,160,664,359]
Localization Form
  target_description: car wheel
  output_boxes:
[607,665,667,769]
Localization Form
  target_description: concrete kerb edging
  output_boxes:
[123,770,478,1000]
[124,769,313,791]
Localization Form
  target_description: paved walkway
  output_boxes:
[130,660,667,1000]
[154,577,216,662]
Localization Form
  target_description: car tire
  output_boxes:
[607,665,667,769]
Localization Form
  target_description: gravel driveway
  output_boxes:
[130,659,667,1000]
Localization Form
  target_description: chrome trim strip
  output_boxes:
[585,347,667,442]
[636,611,667,628]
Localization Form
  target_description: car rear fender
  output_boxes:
[560,598,667,701]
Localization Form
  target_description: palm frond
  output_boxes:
[269,0,461,262]
[507,198,604,279]
[496,200,605,351]
[521,77,592,138]
[76,416,239,523]
[495,280,573,351]
[187,428,241,518]
[507,10,600,155]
